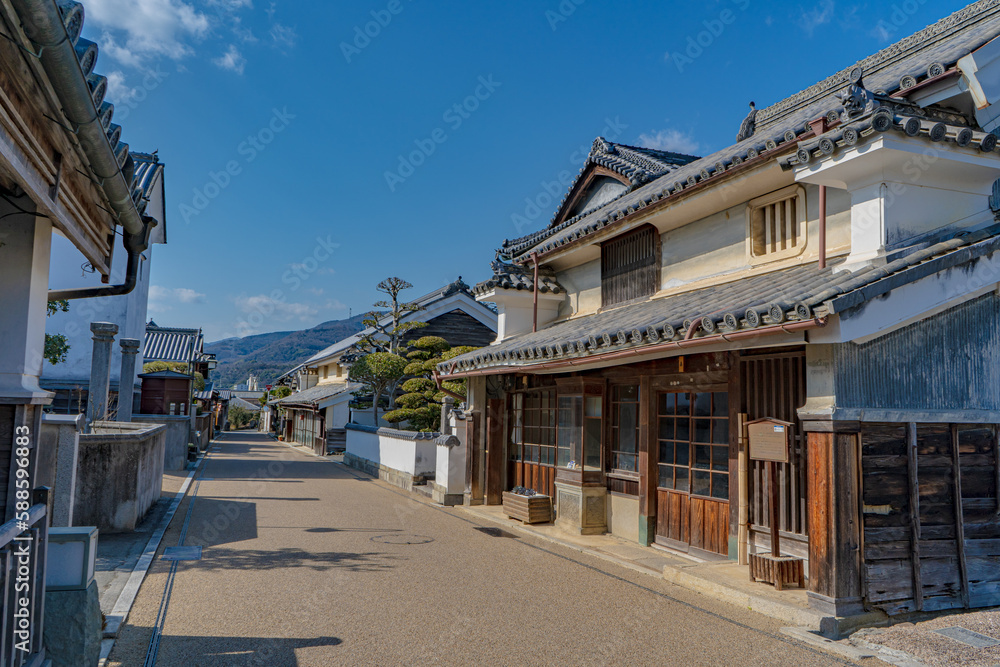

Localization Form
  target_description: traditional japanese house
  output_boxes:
[439,1,1000,617]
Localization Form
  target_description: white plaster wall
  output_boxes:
[43,232,154,387]
[550,182,854,318]
[345,428,436,476]
[323,400,350,429]
[557,259,601,318]
[436,441,466,494]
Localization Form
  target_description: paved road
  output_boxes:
[109,432,882,667]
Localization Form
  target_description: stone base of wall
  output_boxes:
[555,482,608,535]
[430,481,463,506]
[343,452,429,492]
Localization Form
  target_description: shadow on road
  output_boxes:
[194,547,403,572]
[147,631,343,666]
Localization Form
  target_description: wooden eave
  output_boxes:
[0,2,118,275]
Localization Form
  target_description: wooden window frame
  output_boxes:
[745,185,807,265]
[656,390,730,501]
[600,224,661,308]
[610,383,641,475]
[510,388,557,467]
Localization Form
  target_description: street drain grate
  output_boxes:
[370,534,434,545]
[474,527,515,538]
[933,627,1000,648]
[162,546,202,561]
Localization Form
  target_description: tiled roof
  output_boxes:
[442,225,1000,374]
[472,259,564,297]
[230,390,265,400]
[276,382,353,407]
[501,0,1000,262]
[301,278,482,366]
[217,390,232,400]
[131,152,164,220]
[144,324,203,364]
[229,396,261,412]
[194,389,215,400]
[548,138,698,227]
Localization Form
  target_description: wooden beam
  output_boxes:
[952,425,971,609]
[637,375,655,545]
[907,422,923,612]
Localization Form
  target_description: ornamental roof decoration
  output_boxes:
[546,137,699,229]
[736,102,757,142]
[472,256,565,298]
[499,0,1000,263]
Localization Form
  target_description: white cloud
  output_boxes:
[798,0,834,37]
[105,70,138,104]
[234,293,318,321]
[270,23,297,49]
[213,44,246,74]
[637,129,699,155]
[150,285,207,305]
[207,0,253,9]
[84,0,210,66]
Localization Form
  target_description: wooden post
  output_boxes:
[738,413,749,564]
[907,422,923,612]
[637,375,655,545]
[769,460,780,557]
[952,425,970,609]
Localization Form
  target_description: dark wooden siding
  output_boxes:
[861,423,1000,614]
[836,293,1000,413]
[403,309,495,349]
[601,225,660,307]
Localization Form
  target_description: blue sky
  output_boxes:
[80,0,966,342]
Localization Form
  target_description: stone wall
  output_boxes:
[133,413,190,469]
[74,421,165,532]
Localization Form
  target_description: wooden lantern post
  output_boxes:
[746,417,804,591]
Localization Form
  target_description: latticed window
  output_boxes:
[746,185,806,262]
[601,224,660,307]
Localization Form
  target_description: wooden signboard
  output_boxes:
[747,418,792,463]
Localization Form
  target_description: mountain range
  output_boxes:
[205,314,366,389]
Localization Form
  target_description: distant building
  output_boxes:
[272,278,497,451]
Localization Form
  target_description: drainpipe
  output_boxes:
[808,117,829,270]
[432,370,466,402]
[10,0,144,236]
[531,252,539,333]
[47,218,153,300]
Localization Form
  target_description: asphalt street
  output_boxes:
[108,431,886,667]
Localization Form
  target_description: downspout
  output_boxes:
[531,251,539,333]
[432,370,466,402]
[48,216,154,299]
[11,0,144,237]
